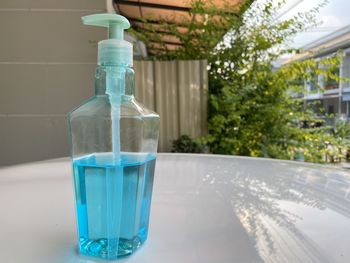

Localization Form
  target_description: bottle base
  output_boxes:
[79,236,143,260]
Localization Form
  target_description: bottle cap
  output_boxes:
[82,13,133,66]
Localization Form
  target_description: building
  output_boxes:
[289,25,350,122]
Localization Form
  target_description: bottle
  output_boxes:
[68,13,160,260]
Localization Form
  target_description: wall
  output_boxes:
[0,0,106,166]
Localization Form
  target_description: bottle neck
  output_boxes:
[94,65,135,96]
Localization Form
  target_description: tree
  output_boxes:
[131,0,350,163]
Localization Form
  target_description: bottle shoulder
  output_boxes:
[69,95,159,121]
[68,96,108,120]
[126,97,159,119]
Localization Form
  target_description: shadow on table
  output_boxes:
[155,155,350,263]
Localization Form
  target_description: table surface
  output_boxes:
[1,154,350,263]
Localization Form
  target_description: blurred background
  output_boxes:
[2,0,350,166]
[0,0,211,166]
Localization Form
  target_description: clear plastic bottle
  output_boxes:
[68,14,160,260]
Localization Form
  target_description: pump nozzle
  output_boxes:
[82,14,130,40]
[82,13,132,66]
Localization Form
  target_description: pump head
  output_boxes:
[82,14,133,66]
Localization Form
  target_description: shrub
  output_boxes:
[172,135,208,153]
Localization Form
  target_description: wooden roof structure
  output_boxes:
[113,0,248,55]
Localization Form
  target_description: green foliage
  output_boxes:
[129,0,253,59]
[132,0,350,163]
[171,135,207,153]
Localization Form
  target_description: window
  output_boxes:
[324,67,339,90]
[328,105,334,114]
[308,72,318,93]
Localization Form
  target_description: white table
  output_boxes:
[1,154,350,263]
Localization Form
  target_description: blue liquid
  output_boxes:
[72,153,156,260]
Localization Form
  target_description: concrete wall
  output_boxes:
[0,0,106,166]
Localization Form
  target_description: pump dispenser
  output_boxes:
[82,14,133,67]
[68,14,160,260]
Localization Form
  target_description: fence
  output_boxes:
[134,60,208,152]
